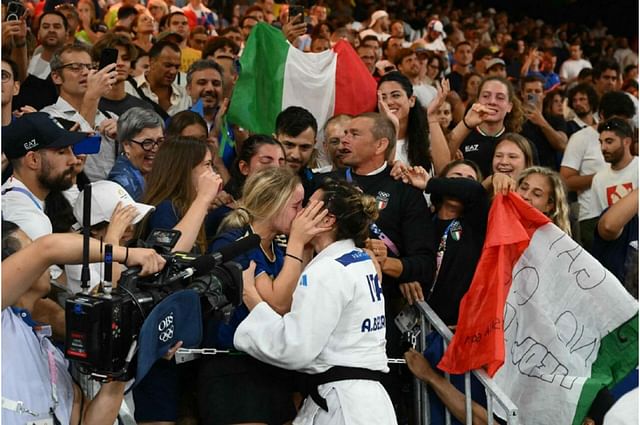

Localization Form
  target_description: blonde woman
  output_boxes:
[198,167,331,425]
[516,166,571,235]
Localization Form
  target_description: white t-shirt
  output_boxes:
[604,387,639,425]
[26,53,51,79]
[394,138,408,165]
[359,28,390,43]
[590,156,638,214]
[560,126,607,221]
[559,58,591,82]
[413,83,437,109]
[1,177,51,240]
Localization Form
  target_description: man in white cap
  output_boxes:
[424,19,447,55]
[359,10,390,43]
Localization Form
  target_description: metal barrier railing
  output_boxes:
[412,301,520,425]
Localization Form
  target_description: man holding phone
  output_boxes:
[520,75,568,169]
[91,34,153,116]
[41,44,119,181]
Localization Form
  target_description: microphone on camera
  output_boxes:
[192,233,261,276]
[165,234,261,283]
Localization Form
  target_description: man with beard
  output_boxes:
[1,113,84,240]
[275,106,318,197]
[13,12,66,110]
[561,91,635,251]
[92,34,154,117]
[131,40,191,117]
[395,48,436,109]
[591,118,638,216]
[41,45,119,181]
[566,83,599,137]
[186,59,224,131]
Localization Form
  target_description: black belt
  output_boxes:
[301,366,384,412]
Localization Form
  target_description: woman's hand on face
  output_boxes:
[195,168,223,204]
[491,172,517,196]
[289,200,332,245]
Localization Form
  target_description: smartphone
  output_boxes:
[98,48,119,70]
[6,1,26,21]
[526,93,539,106]
[72,135,102,156]
[289,5,304,21]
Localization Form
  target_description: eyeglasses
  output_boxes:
[129,137,165,151]
[57,63,97,72]
[1,70,13,82]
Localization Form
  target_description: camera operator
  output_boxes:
[1,220,166,425]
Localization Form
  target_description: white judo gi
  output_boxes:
[234,239,397,425]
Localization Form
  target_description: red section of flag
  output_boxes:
[333,40,378,116]
[438,193,551,376]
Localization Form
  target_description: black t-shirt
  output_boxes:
[459,129,500,179]
[99,94,154,117]
[449,70,465,95]
[326,166,436,289]
[426,177,489,326]
[12,74,58,111]
[520,115,567,170]
[460,128,541,179]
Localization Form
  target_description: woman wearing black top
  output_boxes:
[396,159,488,326]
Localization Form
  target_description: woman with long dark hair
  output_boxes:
[378,71,450,175]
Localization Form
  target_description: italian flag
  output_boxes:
[438,193,638,425]
[227,23,378,135]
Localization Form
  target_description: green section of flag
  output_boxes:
[227,23,289,135]
[572,314,638,425]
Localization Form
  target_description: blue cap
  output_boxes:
[2,112,92,159]
[135,290,202,384]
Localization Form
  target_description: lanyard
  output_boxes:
[345,168,400,256]
[427,219,460,299]
[47,349,59,411]
[1,186,43,211]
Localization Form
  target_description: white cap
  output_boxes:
[428,19,446,39]
[369,10,388,28]
[73,180,155,228]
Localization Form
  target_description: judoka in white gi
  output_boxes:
[235,179,398,425]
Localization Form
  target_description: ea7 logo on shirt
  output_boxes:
[158,312,174,342]
[606,183,634,206]
[23,138,38,150]
[464,144,479,153]
[376,191,390,210]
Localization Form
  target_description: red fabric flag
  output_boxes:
[333,40,378,116]
[438,193,551,376]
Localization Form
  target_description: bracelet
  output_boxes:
[123,246,129,265]
[285,253,303,263]
[462,116,474,130]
